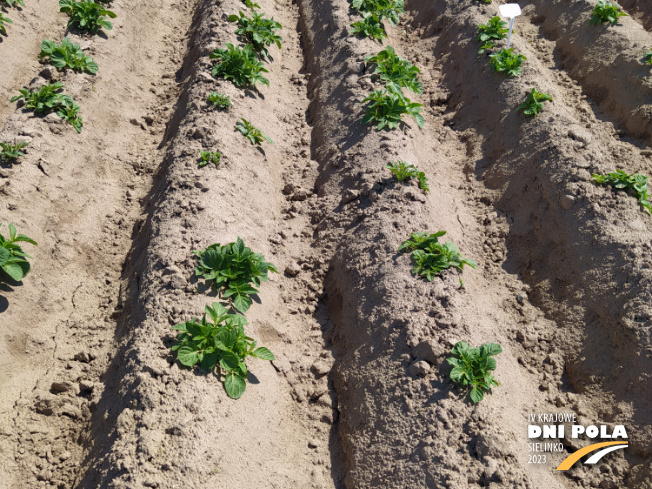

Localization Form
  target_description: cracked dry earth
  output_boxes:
[0,0,651,488]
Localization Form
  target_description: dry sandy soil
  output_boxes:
[0,0,650,487]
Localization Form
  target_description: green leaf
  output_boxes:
[252,347,275,361]
[220,350,241,372]
[200,350,219,371]
[450,366,465,382]
[2,261,27,281]
[0,247,10,267]
[177,345,200,367]
[224,372,246,399]
[470,387,484,404]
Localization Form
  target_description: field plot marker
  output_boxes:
[499,3,521,49]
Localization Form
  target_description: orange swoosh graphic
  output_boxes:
[556,441,628,470]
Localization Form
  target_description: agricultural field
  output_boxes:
[0,0,651,487]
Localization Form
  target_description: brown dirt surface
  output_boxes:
[0,0,651,487]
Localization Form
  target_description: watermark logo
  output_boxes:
[527,412,628,470]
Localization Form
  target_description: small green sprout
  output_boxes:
[362,86,424,130]
[399,231,476,286]
[385,160,429,191]
[206,92,231,110]
[228,11,282,59]
[210,43,269,88]
[0,13,14,35]
[517,88,552,117]
[0,142,29,164]
[0,223,37,282]
[236,118,273,145]
[446,341,502,404]
[477,16,508,54]
[643,48,652,65]
[489,48,526,77]
[199,150,221,168]
[350,13,387,41]
[590,0,628,25]
[592,170,652,214]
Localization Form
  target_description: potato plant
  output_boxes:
[644,49,652,65]
[0,141,29,164]
[350,0,404,27]
[399,231,476,285]
[236,118,272,145]
[228,11,282,59]
[350,13,386,41]
[40,38,99,74]
[517,88,552,116]
[206,91,231,110]
[0,13,13,35]
[11,82,83,133]
[59,0,116,34]
[364,46,422,94]
[171,303,274,399]
[592,170,652,214]
[386,160,429,191]
[194,237,278,313]
[198,150,221,168]
[0,223,37,282]
[210,43,269,88]
[477,16,508,54]
[362,86,424,130]
[446,341,502,404]
[489,48,526,77]
[590,0,628,25]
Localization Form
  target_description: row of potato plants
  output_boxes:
[1,0,121,284]
[474,6,652,210]
[168,0,284,399]
[346,0,501,404]
[171,238,277,399]
[199,0,280,168]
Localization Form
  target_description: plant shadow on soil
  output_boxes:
[0,280,21,313]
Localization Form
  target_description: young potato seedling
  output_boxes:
[198,150,221,168]
[477,16,508,54]
[350,0,404,27]
[362,86,424,130]
[399,231,476,286]
[0,141,29,164]
[11,82,83,133]
[517,88,552,117]
[350,13,387,41]
[644,49,652,65]
[241,0,260,9]
[593,170,652,214]
[39,38,98,74]
[489,48,526,76]
[0,13,13,35]
[228,11,282,59]
[236,118,273,145]
[206,91,231,110]
[59,0,116,34]
[171,302,274,399]
[385,160,429,191]
[194,237,279,313]
[0,223,37,282]
[210,43,269,88]
[364,46,422,94]
[446,341,502,404]
[590,0,628,25]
